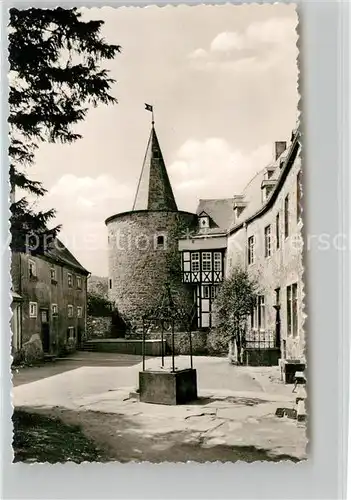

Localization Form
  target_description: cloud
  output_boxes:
[48,174,132,215]
[246,17,297,46]
[169,138,273,211]
[188,17,297,74]
[188,48,208,59]
[210,32,244,52]
[28,174,134,276]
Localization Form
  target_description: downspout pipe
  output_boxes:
[243,222,248,271]
[85,272,91,343]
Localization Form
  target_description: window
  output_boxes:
[68,273,73,288]
[210,286,218,300]
[77,306,83,318]
[292,283,298,337]
[248,236,255,265]
[51,304,58,316]
[156,235,165,247]
[182,252,190,272]
[202,286,210,299]
[199,216,209,229]
[276,213,280,249]
[213,252,222,272]
[284,195,289,238]
[50,268,56,281]
[29,260,36,278]
[251,296,264,329]
[29,302,37,318]
[287,283,298,337]
[76,276,82,289]
[297,170,302,222]
[191,253,200,272]
[250,297,257,329]
[67,326,75,341]
[258,296,265,330]
[287,286,292,335]
[264,225,271,258]
[68,305,74,318]
[264,185,273,201]
[202,252,212,272]
[109,279,112,289]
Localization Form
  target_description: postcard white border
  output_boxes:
[1,1,349,499]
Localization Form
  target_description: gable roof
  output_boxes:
[132,125,178,211]
[228,129,301,235]
[44,238,89,275]
[196,198,234,232]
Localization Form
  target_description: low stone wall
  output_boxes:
[144,330,227,356]
[84,339,166,356]
[87,316,112,339]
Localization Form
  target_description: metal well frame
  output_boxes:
[141,284,195,372]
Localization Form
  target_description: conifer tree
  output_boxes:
[9,7,121,252]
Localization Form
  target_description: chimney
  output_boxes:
[275,141,287,160]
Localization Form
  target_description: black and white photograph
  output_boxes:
[9,4,306,464]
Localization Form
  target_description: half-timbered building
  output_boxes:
[179,199,234,329]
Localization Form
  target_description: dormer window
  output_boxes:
[261,179,276,202]
[199,217,209,228]
[233,196,247,221]
[198,213,210,229]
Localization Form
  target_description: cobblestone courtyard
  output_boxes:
[13,353,307,462]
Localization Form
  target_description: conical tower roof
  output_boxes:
[132,125,178,211]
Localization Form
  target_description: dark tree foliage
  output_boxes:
[214,266,258,363]
[87,290,113,317]
[9,7,121,252]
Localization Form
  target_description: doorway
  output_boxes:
[40,309,50,353]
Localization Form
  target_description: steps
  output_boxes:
[79,342,95,352]
[43,354,57,362]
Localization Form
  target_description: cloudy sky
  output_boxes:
[28,4,298,276]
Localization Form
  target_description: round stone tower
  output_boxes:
[105,123,197,327]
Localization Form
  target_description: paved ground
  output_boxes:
[12,352,147,387]
[13,354,308,462]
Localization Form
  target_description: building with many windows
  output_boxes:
[179,126,304,365]
[225,127,303,363]
[11,240,89,362]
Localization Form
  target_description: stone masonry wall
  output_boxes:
[86,316,112,339]
[226,150,304,362]
[127,330,226,356]
[107,210,197,328]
